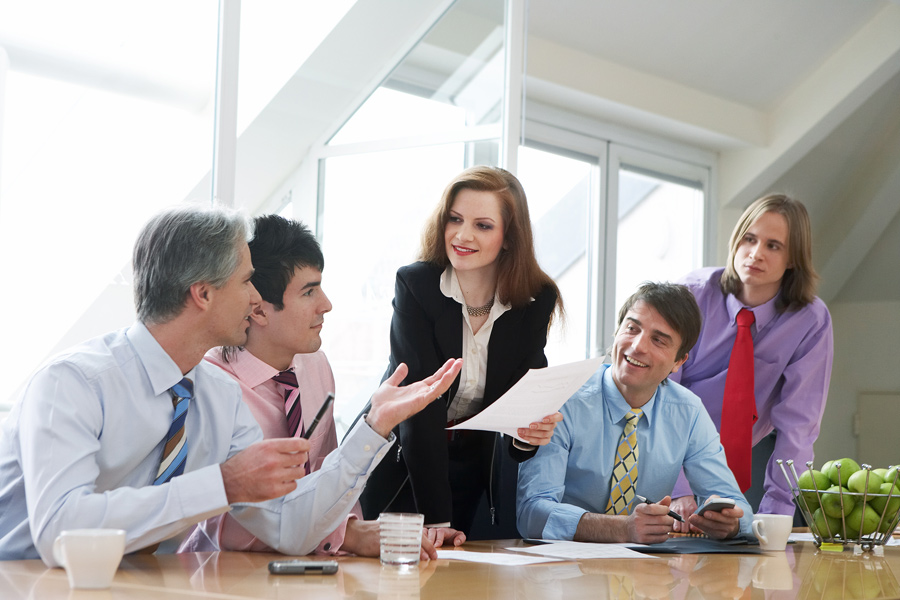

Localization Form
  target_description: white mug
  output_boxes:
[53,529,126,589]
[752,514,793,551]
[752,554,794,590]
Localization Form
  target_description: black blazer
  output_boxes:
[359,261,556,527]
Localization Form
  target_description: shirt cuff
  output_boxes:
[426,522,451,528]
[542,505,588,541]
[512,439,537,452]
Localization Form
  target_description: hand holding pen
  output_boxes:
[634,494,685,522]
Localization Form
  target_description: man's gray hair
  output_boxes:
[133,206,251,325]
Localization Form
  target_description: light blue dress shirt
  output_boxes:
[517,364,753,541]
[0,322,393,565]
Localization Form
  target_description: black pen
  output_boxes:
[634,494,685,522]
[302,393,335,440]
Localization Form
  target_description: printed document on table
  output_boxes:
[436,550,563,565]
[447,357,603,442]
[508,541,653,560]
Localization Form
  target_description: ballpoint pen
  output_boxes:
[302,393,335,440]
[634,494,685,522]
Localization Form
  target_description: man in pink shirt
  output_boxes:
[181,215,464,557]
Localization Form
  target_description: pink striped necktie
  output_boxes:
[272,370,303,437]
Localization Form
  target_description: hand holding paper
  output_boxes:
[447,357,603,442]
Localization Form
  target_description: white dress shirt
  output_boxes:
[0,322,393,565]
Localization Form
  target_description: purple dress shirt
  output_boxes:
[669,267,834,515]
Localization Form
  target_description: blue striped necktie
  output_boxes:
[154,378,193,485]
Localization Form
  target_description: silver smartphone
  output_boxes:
[268,560,339,575]
[694,498,736,516]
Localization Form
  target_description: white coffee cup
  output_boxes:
[752,554,793,590]
[53,529,126,589]
[752,514,792,551]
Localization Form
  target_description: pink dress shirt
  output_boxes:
[179,348,361,554]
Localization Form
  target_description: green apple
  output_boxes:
[873,468,889,480]
[848,469,883,495]
[821,460,834,475]
[846,503,880,535]
[884,466,900,486]
[821,485,856,518]
[878,513,897,535]
[798,469,830,509]
[827,458,861,487]
[811,508,842,539]
[868,482,900,516]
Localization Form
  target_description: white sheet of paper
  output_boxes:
[435,550,563,565]
[507,541,653,560]
[447,357,604,442]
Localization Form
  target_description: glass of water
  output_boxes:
[379,513,424,568]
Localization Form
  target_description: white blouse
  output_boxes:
[439,266,510,422]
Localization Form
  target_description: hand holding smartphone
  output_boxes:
[694,498,736,517]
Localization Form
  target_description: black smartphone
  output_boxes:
[268,560,339,575]
[694,498,736,516]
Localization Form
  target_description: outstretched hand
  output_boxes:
[366,358,463,438]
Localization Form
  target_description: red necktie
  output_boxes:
[720,308,756,492]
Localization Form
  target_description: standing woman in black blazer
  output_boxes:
[358,166,564,540]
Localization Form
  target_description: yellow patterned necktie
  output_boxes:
[606,408,643,515]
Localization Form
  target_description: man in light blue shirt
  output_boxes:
[0,206,461,565]
[517,282,752,544]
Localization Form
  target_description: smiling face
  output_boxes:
[249,266,333,370]
[444,189,505,279]
[611,300,688,407]
[209,242,261,347]
[732,210,792,306]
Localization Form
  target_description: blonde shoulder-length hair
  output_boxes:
[720,194,819,311]
[419,165,563,324]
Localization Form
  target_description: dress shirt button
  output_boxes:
[364,444,371,452]
[323,543,331,551]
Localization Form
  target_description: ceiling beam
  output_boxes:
[186,0,455,211]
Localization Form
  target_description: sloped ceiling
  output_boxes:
[231,0,900,304]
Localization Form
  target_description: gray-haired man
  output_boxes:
[0,206,460,565]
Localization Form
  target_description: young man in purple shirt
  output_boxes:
[669,194,833,524]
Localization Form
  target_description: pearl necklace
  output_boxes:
[466,297,495,317]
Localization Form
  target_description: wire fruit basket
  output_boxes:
[778,459,900,551]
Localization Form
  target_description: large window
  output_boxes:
[0,2,219,404]
[0,1,360,410]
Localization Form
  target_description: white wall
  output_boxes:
[813,301,900,466]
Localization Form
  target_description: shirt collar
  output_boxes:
[725,291,778,332]
[127,321,195,396]
[601,364,658,427]
[439,265,511,312]
[223,347,282,388]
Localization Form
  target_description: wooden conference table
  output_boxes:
[2,537,900,599]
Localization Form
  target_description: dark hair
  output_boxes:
[617,281,702,362]
[248,214,324,310]
[221,215,323,362]
[720,194,818,311]
[133,206,249,325]
[418,165,563,323]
